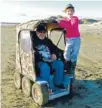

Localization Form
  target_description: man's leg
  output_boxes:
[51,60,64,85]
[38,62,50,82]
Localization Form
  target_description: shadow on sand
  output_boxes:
[44,78,102,107]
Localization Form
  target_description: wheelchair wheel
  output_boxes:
[14,72,22,89]
[32,82,49,105]
[22,77,32,97]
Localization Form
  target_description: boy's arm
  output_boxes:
[57,19,70,29]
[71,17,79,26]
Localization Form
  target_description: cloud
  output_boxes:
[0,2,63,22]
[1,1,101,22]
[18,13,27,17]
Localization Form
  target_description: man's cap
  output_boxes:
[64,4,74,12]
[36,24,47,32]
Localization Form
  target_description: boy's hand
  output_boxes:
[51,54,57,61]
[56,18,63,23]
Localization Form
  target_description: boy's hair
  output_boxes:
[64,4,75,12]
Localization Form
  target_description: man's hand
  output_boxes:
[51,54,57,61]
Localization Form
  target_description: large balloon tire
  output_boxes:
[32,82,49,106]
[22,77,32,97]
[14,72,22,89]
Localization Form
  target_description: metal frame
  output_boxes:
[49,28,66,47]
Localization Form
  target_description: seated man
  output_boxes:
[32,24,65,90]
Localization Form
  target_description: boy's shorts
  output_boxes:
[64,37,81,62]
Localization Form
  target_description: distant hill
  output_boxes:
[1,22,20,25]
[79,18,99,24]
[1,17,101,25]
[90,20,102,26]
[47,16,100,24]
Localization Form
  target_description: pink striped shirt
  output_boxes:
[58,16,80,38]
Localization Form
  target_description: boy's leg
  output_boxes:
[38,62,50,82]
[51,60,64,85]
[71,37,81,62]
[64,38,75,74]
[68,37,81,96]
[70,37,81,76]
[64,38,74,61]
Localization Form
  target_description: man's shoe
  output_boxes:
[55,84,66,90]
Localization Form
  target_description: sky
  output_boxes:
[0,0,102,23]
